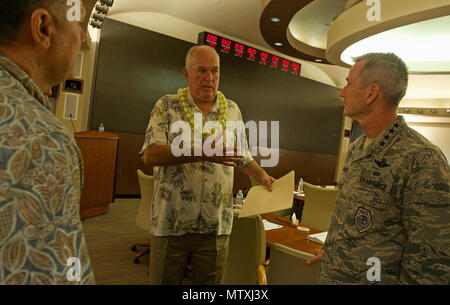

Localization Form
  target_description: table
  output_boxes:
[262,212,323,255]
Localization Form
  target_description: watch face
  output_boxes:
[200,32,302,76]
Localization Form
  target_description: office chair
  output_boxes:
[266,243,320,284]
[223,212,267,285]
[249,175,293,218]
[131,169,154,263]
[301,182,338,231]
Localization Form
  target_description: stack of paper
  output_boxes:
[307,232,328,245]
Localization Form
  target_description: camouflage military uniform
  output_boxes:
[320,116,450,284]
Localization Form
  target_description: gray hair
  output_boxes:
[353,53,408,107]
[0,0,67,45]
[185,45,220,69]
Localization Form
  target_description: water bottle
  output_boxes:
[297,178,304,192]
[98,123,104,132]
[236,190,244,208]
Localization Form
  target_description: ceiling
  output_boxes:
[82,0,450,94]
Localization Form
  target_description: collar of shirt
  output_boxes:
[187,88,220,115]
[350,116,406,162]
[0,51,51,111]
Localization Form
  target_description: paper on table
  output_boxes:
[238,171,294,218]
[262,219,283,231]
[293,191,305,197]
[307,232,328,245]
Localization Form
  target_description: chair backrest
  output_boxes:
[266,243,320,285]
[223,212,266,285]
[136,169,154,231]
[301,182,337,231]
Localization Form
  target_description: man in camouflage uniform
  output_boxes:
[307,53,449,284]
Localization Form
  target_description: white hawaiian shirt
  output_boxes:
[140,90,253,236]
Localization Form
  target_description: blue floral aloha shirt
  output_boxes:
[0,52,95,284]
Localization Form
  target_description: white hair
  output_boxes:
[185,45,220,69]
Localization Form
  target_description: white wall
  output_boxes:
[408,124,450,163]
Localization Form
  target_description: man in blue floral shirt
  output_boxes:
[0,0,95,284]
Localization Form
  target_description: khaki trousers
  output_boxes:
[149,233,230,285]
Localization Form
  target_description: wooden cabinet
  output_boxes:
[75,131,119,219]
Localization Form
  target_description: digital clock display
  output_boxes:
[206,33,218,48]
[220,38,232,54]
[234,43,245,57]
[247,47,257,62]
[271,56,279,69]
[198,31,302,76]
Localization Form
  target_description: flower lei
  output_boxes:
[177,87,228,139]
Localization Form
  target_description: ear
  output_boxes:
[365,83,380,105]
[183,68,189,82]
[29,8,56,49]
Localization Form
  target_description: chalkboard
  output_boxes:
[90,18,343,155]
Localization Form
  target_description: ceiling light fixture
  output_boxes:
[340,16,450,72]
[95,3,109,14]
[90,0,115,30]
[99,0,114,6]
[326,0,450,73]
[89,19,102,29]
[274,42,283,46]
[271,17,280,22]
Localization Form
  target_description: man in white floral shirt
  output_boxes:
[141,45,275,284]
[0,0,94,284]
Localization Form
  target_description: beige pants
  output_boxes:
[149,233,230,285]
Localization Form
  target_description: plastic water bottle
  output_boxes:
[236,190,244,208]
[98,123,104,132]
[297,178,304,192]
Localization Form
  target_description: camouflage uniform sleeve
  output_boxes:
[400,148,450,284]
[139,98,169,155]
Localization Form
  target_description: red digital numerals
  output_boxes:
[234,43,244,57]
[282,59,290,71]
[260,52,268,65]
[206,33,218,48]
[221,38,231,53]
[247,47,257,61]
[271,56,279,68]
[291,63,300,75]
[203,33,301,76]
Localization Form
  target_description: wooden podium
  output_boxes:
[75,131,119,219]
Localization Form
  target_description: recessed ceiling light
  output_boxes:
[315,59,323,62]
[275,42,283,46]
[271,17,280,22]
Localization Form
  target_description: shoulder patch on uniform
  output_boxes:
[354,207,372,233]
